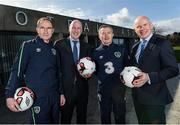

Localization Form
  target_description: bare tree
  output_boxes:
[153,25,166,35]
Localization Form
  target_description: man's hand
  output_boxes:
[6,98,20,112]
[133,72,149,88]
[120,75,125,84]
[60,94,66,106]
[82,74,92,79]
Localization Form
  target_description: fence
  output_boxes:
[0,31,35,85]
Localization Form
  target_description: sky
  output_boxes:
[0,0,180,35]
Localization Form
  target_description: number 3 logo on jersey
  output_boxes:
[104,62,115,74]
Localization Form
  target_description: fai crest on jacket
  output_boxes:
[51,48,56,55]
[114,51,121,58]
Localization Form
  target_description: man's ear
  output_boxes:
[36,27,39,34]
[52,28,55,34]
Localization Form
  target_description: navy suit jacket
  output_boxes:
[54,38,92,99]
[130,34,179,105]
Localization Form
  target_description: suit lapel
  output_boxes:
[63,38,75,63]
[64,39,87,62]
[79,41,86,59]
[131,42,140,65]
[63,39,72,53]
[64,38,72,53]
[139,35,156,65]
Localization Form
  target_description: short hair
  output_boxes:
[98,25,113,33]
[37,16,55,28]
[69,19,83,31]
[134,16,152,27]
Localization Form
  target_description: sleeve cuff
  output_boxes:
[147,73,151,84]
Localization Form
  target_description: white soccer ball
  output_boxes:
[14,87,34,111]
[120,66,141,88]
[77,57,96,76]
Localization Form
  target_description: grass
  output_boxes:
[173,46,180,50]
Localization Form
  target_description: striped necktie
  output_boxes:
[72,41,78,63]
[138,40,146,63]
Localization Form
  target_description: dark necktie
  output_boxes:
[138,40,146,63]
[73,41,78,63]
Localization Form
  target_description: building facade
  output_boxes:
[0,4,137,85]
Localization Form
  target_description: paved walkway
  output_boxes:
[0,65,179,124]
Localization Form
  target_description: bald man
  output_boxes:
[54,20,92,124]
[129,16,179,124]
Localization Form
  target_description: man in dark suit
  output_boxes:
[54,19,92,124]
[130,16,179,124]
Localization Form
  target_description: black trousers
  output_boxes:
[133,100,166,124]
[30,94,60,124]
[98,84,126,124]
[61,84,88,124]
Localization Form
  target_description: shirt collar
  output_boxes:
[69,36,79,42]
[69,36,80,52]
[36,36,52,46]
[140,33,153,42]
[101,43,113,49]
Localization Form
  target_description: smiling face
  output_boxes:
[98,26,114,46]
[36,19,54,43]
[134,16,153,39]
[69,20,83,40]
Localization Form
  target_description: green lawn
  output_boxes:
[173,46,180,50]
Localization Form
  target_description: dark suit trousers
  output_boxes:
[61,83,88,124]
[133,99,166,124]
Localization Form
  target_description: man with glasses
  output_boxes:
[5,17,65,124]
